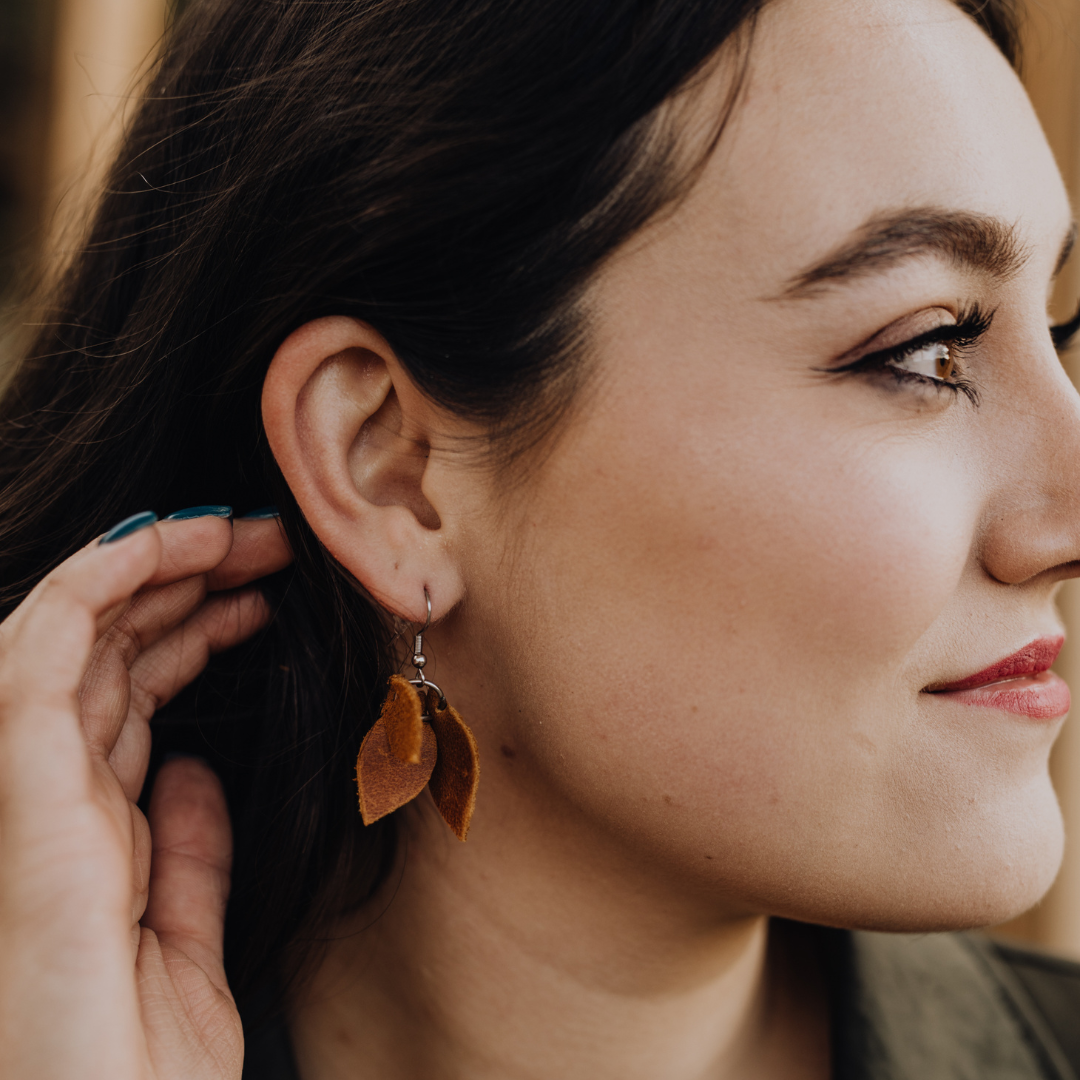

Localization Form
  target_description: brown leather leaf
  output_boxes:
[356,715,437,826]
[380,674,425,764]
[426,688,480,841]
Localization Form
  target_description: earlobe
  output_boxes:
[261,316,465,622]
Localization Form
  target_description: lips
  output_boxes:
[932,636,1064,692]
[927,636,1070,720]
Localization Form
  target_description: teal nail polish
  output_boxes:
[99,511,158,544]
[163,505,233,521]
[242,505,280,519]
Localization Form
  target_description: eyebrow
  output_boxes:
[781,208,1032,298]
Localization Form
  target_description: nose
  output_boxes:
[978,332,1080,586]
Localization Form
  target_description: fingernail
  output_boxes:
[163,505,233,521]
[242,505,280,519]
[99,511,158,545]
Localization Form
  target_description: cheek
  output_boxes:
[499,380,1054,927]
[532,384,977,703]
[669,410,974,670]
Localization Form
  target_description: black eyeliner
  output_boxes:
[833,303,994,375]
[825,302,993,406]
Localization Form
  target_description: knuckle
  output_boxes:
[128,677,162,718]
[37,573,73,605]
[34,575,96,630]
[103,614,145,665]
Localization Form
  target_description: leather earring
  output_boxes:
[355,589,480,840]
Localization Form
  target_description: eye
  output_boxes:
[886,341,955,382]
[821,302,992,407]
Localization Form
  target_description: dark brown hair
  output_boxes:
[0,0,1022,998]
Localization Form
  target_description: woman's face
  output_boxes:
[443,0,1080,930]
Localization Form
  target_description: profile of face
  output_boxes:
[264,0,1079,935]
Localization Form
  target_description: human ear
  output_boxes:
[261,316,464,622]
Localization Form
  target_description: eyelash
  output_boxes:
[1051,302,1080,352]
[829,299,1080,408]
[835,303,994,406]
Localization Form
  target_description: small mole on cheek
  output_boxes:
[704,855,713,861]
[663,794,673,805]
[500,745,516,759]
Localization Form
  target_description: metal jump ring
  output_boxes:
[409,676,447,717]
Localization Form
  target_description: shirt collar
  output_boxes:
[823,928,1066,1080]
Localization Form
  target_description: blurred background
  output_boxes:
[0,0,1079,952]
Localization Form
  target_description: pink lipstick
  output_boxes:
[927,636,1070,720]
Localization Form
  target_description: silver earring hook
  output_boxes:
[413,587,432,660]
[410,586,445,709]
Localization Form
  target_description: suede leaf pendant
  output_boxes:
[356,675,436,825]
[355,674,481,840]
[425,687,481,841]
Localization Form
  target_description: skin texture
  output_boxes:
[0,0,1076,1078]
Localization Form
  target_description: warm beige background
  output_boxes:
[45,0,165,239]
[996,0,1080,957]
[21,0,1080,955]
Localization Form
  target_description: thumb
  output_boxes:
[143,756,233,993]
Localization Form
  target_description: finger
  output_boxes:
[144,516,235,588]
[87,517,233,639]
[0,525,159,648]
[80,515,281,758]
[109,590,272,799]
[128,589,272,717]
[143,757,232,991]
[1,517,232,653]
[0,528,162,814]
[205,516,292,591]
[80,523,281,792]
[84,518,288,733]
[80,576,211,756]
[134,930,244,1079]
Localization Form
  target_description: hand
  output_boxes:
[0,513,292,1079]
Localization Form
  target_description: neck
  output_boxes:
[288,784,828,1080]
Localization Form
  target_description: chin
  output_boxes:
[769,780,1067,935]
[847,801,1065,935]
